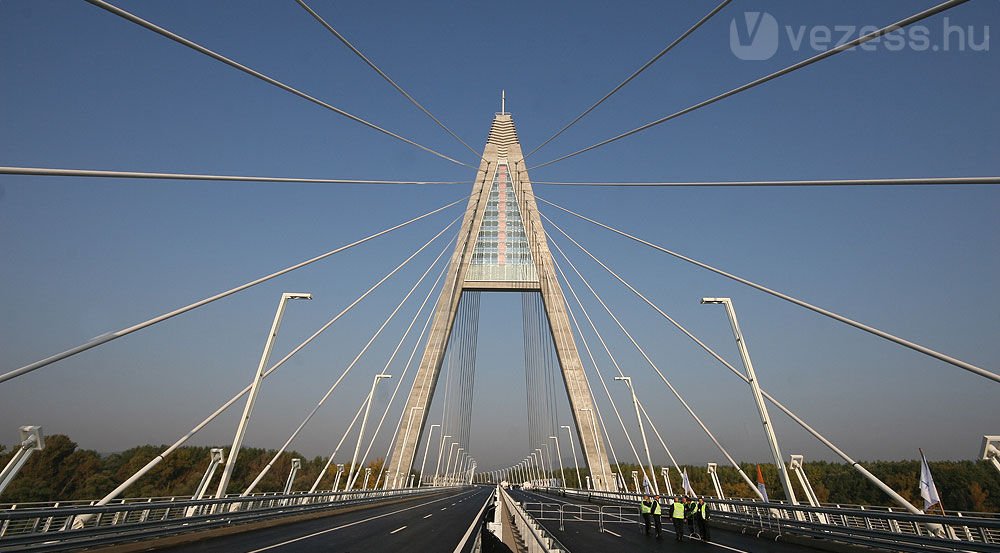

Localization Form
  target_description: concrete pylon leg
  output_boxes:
[385,113,613,490]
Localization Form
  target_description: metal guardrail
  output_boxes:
[498,487,566,552]
[0,486,460,552]
[538,487,1000,553]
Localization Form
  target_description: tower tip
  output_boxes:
[501,90,506,114]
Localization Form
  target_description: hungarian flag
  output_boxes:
[756,464,769,502]
[919,449,942,513]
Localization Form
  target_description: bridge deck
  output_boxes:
[151,487,492,553]
[510,489,832,553]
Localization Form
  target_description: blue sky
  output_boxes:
[1,0,997,475]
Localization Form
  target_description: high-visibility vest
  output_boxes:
[698,503,708,519]
[640,501,651,514]
[651,501,661,515]
[672,502,686,519]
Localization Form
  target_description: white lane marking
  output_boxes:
[423,514,433,519]
[245,490,475,552]
[451,489,495,553]
[604,529,621,537]
[390,526,407,534]
[441,507,448,510]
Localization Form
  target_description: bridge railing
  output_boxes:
[0,486,460,552]
[498,487,567,552]
[538,487,1000,553]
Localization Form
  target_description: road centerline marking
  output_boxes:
[390,525,407,534]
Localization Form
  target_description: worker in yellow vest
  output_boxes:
[695,497,711,540]
[639,495,653,535]
[651,494,663,539]
[671,495,686,541]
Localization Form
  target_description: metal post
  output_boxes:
[539,446,551,486]
[283,458,301,495]
[395,407,423,487]
[707,463,725,499]
[789,455,827,523]
[190,448,224,514]
[451,448,464,484]
[981,436,1000,474]
[434,435,452,485]
[531,451,542,485]
[443,443,458,485]
[615,375,658,495]
[586,475,592,490]
[702,297,798,505]
[579,407,609,489]
[215,292,311,500]
[550,436,565,488]
[362,467,372,490]
[631,470,640,494]
[409,474,416,487]
[417,424,439,487]
[346,373,392,489]
[332,464,345,492]
[661,467,673,496]
[0,426,44,497]
[561,425,582,489]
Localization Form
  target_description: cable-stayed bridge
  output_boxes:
[1,1,998,552]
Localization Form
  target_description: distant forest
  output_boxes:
[1,435,996,513]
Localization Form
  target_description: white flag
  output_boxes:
[919,449,941,512]
[682,469,696,497]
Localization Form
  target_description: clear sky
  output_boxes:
[1,1,997,475]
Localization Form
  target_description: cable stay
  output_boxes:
[80,214,461,509]
[534,177,1000,188]
[0,197,466,385]
[549,232,765,499]
[550,256,659,489]
[84,0,476,170]
[0,166,468,186]
[543,213,926,513]
[537,195,999,384]
[295,0,482,162]
[530,0,971,171]
[524,0,732,159]
[350,256,453,490]
[242,230,456,495]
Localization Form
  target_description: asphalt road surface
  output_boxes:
[154,486,494,553]
[510,488,830,553]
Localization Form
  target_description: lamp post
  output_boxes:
[450,448,464,485]
[443,443,459,485]
[550,436,565,488]
[614,375,658,495]
[417,424,440,487]
[701,297,797,505]
[579,407,609,490]
[531,451,542,485]
[541,444,553,487]
[536,448,548,486]
[346,373,392,489]
[434,435,452,485]
[395,406,423,487]
[215,292,311,501]
[561,425,582,489]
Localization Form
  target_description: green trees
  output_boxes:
[1,435,997,513]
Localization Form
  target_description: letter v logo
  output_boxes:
[730,12,779,61]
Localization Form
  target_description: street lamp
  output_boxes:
[561,425,582,489]
[346,373,393,489]
[579,407,609,490]
[614,375,658,495]
[701,297,797,505]
[215,292,311,500]
[443,442,459,484]
[550,436,565,488]
[434,434,452,485]
[395,406,424,487]
[417,424,440,487]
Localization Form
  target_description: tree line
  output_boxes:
[1,434,996,513]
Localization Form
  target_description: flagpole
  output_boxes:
[919,448,946,516]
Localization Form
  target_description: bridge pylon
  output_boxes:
[385,112,614,489]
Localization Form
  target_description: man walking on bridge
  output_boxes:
[671,495,686,541]
[640,494,653,535]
